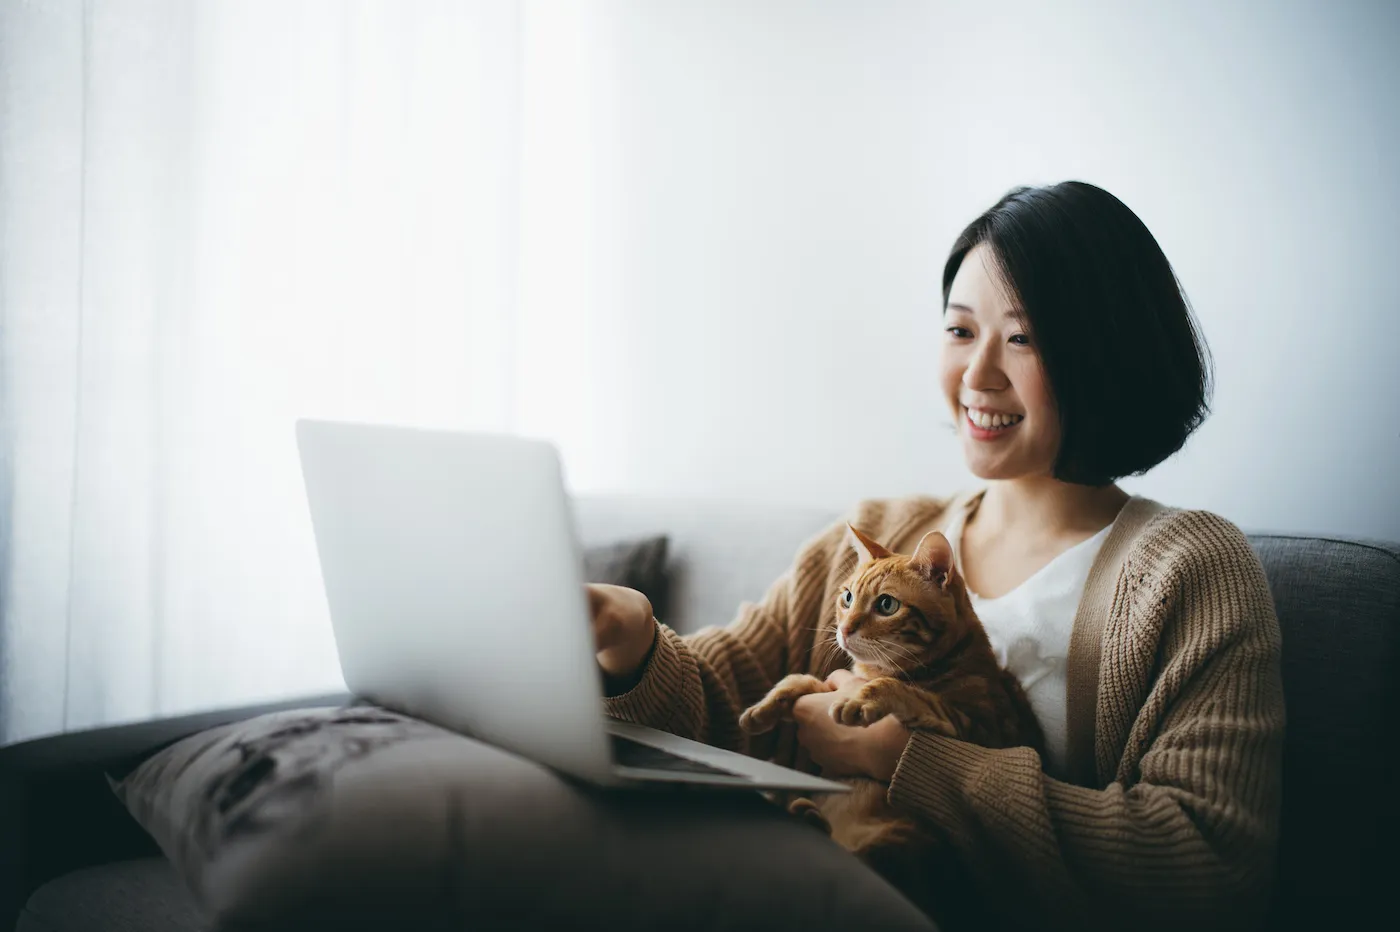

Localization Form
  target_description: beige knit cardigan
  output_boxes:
[603,493,1285,930]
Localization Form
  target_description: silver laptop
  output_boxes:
[295,418,848,794]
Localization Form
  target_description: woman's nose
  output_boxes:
[962,338,1005,391]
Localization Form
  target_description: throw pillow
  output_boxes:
[111,704,934,931]
[582,535,670,620]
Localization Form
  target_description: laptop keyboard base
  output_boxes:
[608,734,744,778]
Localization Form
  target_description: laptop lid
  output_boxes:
[295,419,614,782]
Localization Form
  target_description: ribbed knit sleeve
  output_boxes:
[887,511,1285,931]
[602,496,950,758]
[602,518,851,754]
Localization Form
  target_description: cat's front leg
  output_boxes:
[830,678,968,738]
[886,687,971,738]
[829,676,907,727]
[738,674,831,735]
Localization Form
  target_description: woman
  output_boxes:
[587,182,1284,930]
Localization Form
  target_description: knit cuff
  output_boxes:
[887,731,997,843]
[602,621,686,729]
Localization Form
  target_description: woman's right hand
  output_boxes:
[585,583,657,681]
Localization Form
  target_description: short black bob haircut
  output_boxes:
[943,182,1213,487]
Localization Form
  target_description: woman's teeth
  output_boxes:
[967,408,1024,429]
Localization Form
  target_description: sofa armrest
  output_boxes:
[0,691,352,929]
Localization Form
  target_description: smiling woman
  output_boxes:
[941,183,1213,489]
[587,182,1284,931]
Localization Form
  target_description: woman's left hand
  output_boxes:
[792,670,912,782]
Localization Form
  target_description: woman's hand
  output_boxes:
[585,584,657,680]
[792,670,912,782]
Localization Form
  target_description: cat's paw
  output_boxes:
[739,675,827,734]
[739,693,805,734]
[787,797,832,836]
[739,699,787,735]
[830,693,889,727]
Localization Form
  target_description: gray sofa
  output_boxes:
[2,495,1397,930]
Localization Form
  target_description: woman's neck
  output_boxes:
[974,476,1129,541]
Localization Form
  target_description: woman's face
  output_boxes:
[938,243,1061,481]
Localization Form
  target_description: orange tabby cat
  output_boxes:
[738,524,1045,911]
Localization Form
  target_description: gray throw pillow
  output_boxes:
[582,534,670,619]
[111,705,935,932]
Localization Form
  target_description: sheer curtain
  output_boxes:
[0,0,529,743]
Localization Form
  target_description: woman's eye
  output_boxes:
[1009,333,1031,346]
[840,589,853,608]
[945,326,972,339]
[875,594,900,615]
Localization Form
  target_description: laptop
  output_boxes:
[295,418,848,794]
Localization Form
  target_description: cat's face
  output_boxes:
[834,525,971,674]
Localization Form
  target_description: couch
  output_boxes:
[2,495,1397,930]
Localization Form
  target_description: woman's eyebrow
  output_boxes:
[947,302,1021,319]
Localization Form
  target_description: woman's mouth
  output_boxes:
[964,406,1023,441]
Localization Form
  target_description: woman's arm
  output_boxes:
[603,519,848,754]
[886,517,1285,929]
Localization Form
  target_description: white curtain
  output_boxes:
[0,0,533,743]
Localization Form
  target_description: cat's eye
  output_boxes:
[840,589,853,608]
[875,594,901,615]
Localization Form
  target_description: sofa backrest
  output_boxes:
[575,496,1400,923]
[574,495,838,635]
[1249,533,1399,923]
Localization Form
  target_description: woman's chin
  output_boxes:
[961,446,1049,482]
[963,455,1021,482]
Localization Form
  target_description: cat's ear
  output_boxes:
[846,524,892,565]
[910,530,957,588]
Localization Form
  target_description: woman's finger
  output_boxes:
[825,669,859,689]
[793,691,834,723]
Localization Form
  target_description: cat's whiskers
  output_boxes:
[877,639,923,663]
[868,635,912,663]
[864,635,933,675]
[862,638,904,674]
[805,625,845,652]
[812,627,846,673]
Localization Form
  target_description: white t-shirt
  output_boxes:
[947,511,1115,779]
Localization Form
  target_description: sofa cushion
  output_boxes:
[1247,533,1400,921]
[110,705,935,932]
[19,858,204,932]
